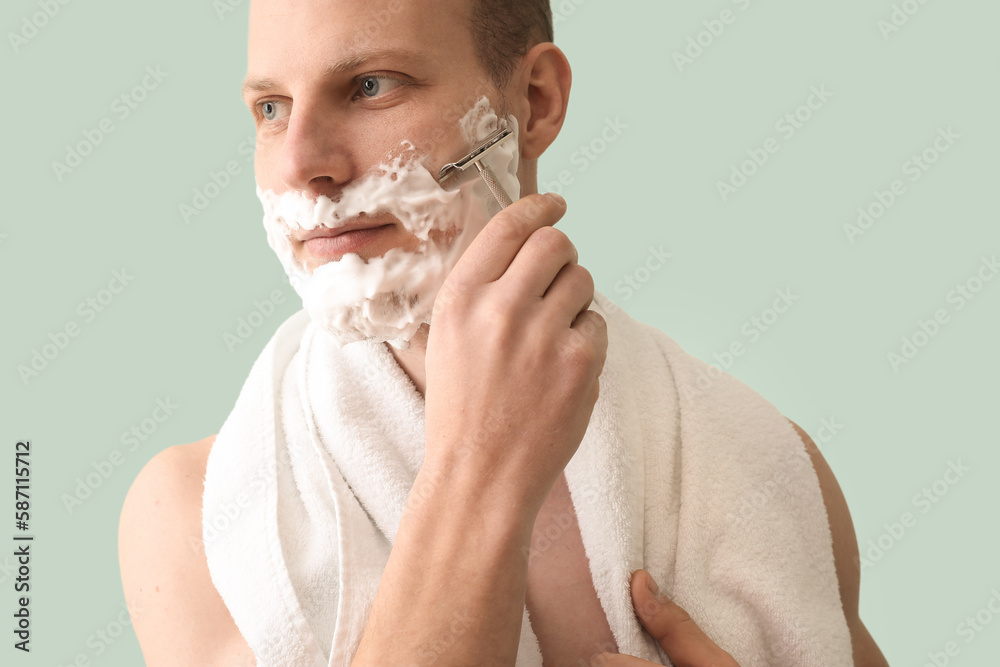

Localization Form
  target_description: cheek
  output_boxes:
[391,121,472,175]
[253,140,282,187]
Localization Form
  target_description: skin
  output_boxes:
[247,0,542,278]
[117,0,890,664]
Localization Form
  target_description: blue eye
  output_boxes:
[257,100,287,122]
[359,75,402,98]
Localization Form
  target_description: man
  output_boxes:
[118,0,889,665]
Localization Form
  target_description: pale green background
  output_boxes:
[2,0,998,664]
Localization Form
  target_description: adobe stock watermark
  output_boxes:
[725,435,811,529]
[552,0,589,25]
[681,287,801,401]
[877,0,935,42]
[843,126,959,244]
[611,245,673,302]
[51,66,169,182]
[62,398,180,514]
[856,459,970,572]
[717,85,834,202]
[404,402,514,516]
[919,587,1000,667]
[178,135,254,224]
[199,352,394,553]
[540,117,629,196]
[886,254,998,373]
[198,434,315,554]
[213,0,245,20]
[725,416,846,529]
[199,333,400,548]
[199,463,275,554]
[223,288,288,352]
[7,0,73,54]
[54,597,144,667]
[519,453,640,566]
[671,0,757,73]
[17,268,135,386]
[0,554,21,586]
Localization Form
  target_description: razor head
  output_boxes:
[437,123,513,189]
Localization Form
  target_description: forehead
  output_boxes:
[247,0,473,70]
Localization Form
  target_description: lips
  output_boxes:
[300,223,396,261]
[295,218,394,242]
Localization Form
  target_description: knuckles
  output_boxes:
[556,329,602,371]
[492,194,565,242]
[573,310,608,350]
[493,208,534,245]
[562,262,594,293]
[526,225,574,257]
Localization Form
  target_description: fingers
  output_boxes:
[446,193,567,288]
[629,570,740,667]
[570,309,608,370]
[504,225,579,299]
[542,261,595,328]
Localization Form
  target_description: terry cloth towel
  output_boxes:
[202,290,855,666]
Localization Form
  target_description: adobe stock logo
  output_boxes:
[886,254,997,373]
[717,86,834,202]
[856,459,970,571]
[8,0,74,54]
[877,0,934,41]
[51,66,169,182]
[541,117,629,196]
[843,126,959,244]
[17,268,135,386]
[223,289,288,353]
[671,0,757,73]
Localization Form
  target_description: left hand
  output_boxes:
[592,570,741,666]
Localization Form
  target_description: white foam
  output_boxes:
[257,95,520,349]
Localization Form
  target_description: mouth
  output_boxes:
[294,214,396,242]
[295,214,397,262]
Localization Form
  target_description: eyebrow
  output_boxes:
[240,48,428,103]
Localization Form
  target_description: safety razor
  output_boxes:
[437,123,514,209]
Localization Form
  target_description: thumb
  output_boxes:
[630,569,672,627]
[629,570,739,667]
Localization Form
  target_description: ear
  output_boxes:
[513,43,572,161]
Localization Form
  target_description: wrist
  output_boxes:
[410,454,540,535]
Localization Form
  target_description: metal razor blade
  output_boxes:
[437,123,514,209]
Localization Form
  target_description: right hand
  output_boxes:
[423,193,609,516]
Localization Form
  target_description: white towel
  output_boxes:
[202,290,855,666]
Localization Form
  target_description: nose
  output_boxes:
[280,97,354,201]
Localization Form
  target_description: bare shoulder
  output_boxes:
[786,418,889,667]
[118,435,256,667]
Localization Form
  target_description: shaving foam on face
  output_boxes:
[257,95,520,350]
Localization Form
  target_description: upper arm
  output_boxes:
[118,436,255,667]
[786,418,889,667]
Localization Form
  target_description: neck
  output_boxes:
[385,323,430,397]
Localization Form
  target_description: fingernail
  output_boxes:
[545,192,566,206]
[645,572,659,597]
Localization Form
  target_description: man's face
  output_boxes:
[244,0,509,274]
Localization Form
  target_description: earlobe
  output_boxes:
[517,43,572,162]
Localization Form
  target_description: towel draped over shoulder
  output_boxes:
[202,291,854,666]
